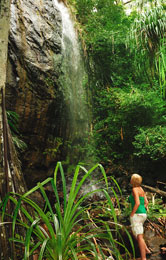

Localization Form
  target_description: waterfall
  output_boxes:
[53,0,89,164]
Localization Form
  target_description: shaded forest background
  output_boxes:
[63,0,166,185]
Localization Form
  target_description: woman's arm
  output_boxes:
[144,192,148,209]
[130,188,140,217]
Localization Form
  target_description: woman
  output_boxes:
[129,174,151,260]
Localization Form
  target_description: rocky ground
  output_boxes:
[137,229,166,260]
[128,217,166,260]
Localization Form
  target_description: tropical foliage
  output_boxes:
[133,126,166,160]
[129,2,166,95]
[1,1,166,258]
[90,86,166,166]
[69,0,134,87]
[66,0,166,178]
[0,162,135,260]
[7,110,27,151]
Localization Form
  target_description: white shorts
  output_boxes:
[130,214,147,237]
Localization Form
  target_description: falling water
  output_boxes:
[53,0,89,163]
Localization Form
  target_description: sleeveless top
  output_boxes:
[129,194,146,214]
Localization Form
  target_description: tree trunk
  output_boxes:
[0,1,27,259]
[0,1,11,259]
[0,0,11,182]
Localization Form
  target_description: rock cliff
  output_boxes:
[6,0,67,185]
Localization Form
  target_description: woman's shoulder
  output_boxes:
[138,186,145,196]
[132,186,139,192]
[132,187,139,196]
[132,186,145,196]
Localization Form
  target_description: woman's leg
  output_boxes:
[145,245,151,254]
[33,251,39,260]
[137,234,147,260]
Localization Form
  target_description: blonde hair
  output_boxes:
[130,174,142,187]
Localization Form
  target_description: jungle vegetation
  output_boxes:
[1,1,166,259]
[1,162,135,260]
[67,0,166,181]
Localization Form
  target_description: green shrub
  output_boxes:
[92,86,166,164]
[133,126,166,160]
[147,198,166,220]
[0,162,134,260]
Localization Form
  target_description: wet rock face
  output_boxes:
[9,0,62,78]
[6,0,66,185]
